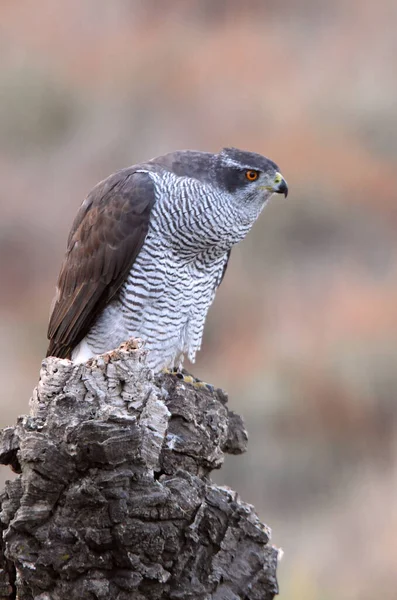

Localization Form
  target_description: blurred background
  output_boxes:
[1,1,397,597]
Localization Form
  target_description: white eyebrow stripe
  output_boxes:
[221,157,261,170]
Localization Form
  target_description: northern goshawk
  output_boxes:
[47,147,288,372]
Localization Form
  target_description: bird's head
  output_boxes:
[215,147,288,211]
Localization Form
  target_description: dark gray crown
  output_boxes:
[148,147,279,193]
[221,147,279,173]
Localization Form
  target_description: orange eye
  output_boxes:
[245,170,259,182]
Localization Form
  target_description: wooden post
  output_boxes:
[0,341,279,599]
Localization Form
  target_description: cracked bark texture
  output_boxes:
[0,341,279,600]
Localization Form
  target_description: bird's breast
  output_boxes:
[117,238,226,367]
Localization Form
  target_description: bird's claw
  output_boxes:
[161,367,214,392]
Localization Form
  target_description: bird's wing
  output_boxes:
[208,250,231,308]
[47,169,156,359]
[218,249,231,287]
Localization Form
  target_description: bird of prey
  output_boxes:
[47,147,288,373]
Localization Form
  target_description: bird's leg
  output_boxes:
[161,366,214,392]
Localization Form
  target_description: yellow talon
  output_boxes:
[161,368,214,391]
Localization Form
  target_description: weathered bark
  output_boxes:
[0,341,279,599]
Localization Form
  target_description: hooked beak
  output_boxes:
[271,172,288,197]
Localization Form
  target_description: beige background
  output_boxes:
[1,1,397,598]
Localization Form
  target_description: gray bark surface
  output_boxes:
[0,341,279,599]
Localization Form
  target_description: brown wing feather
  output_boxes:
[47,168,156,358]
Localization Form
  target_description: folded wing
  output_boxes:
[47,169,156,358]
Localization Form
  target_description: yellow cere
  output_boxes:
[274,172,283,184]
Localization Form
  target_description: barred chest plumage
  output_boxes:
[83,241,228,371]
[81,173,237,370]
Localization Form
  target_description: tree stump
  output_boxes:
[0,341,279,599]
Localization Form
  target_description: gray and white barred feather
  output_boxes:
[76,172,235,370]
